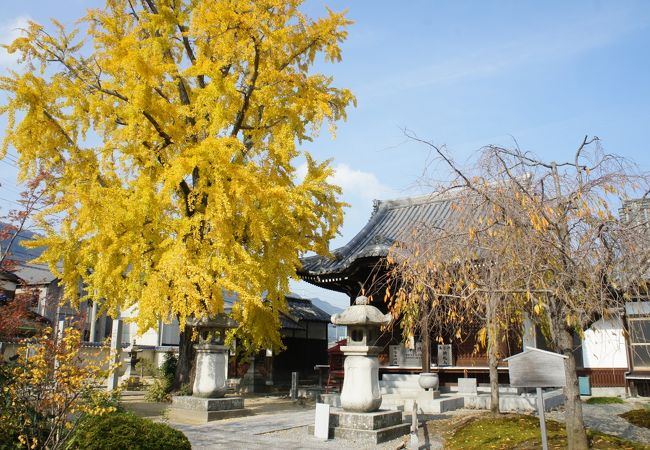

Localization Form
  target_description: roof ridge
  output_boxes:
[372,190,464,212]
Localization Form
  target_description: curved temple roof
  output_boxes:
[299,191,481,279]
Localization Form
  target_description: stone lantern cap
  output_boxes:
[331,296,392,326]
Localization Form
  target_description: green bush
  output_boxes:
[145,352,178,402]
[145,376,171,402]
[160,352,178,381]
[70,411,191,450]
[585,396,624,404]
[174,382,193,397]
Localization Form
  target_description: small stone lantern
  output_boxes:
[190,314,238,398]
[119,339,142,386]
[331,296,391,412]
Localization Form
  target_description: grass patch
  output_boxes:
[444,414,648,450]
[585,396,625,405]
[621,409,650,429]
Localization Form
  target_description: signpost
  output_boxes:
[505,347,567,450]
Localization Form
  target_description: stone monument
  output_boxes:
[312,296,410,444]
[169,314,249,423]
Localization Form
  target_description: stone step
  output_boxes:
[381,374,421,382]
[379,380,423,389]
[381,395,465,414]
[330,409,403,429]
[309,421,411,445]
[380,387,426,395]
[462,390,564,412]
[329,423,411,445]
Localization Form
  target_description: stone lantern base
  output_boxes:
[169,396,250,424]
[309,409,409,444]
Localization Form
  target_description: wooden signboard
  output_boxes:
[504,347,567,388]
[504,347,567,450]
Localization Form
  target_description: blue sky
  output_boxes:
[1,1,649,309]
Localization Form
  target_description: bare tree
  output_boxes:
[389,132,649,449]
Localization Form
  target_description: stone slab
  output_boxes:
[329,409,402,430]
[169,396,249,423]
[319,393,341,407]
[171,395,244,411]
[381,394,465,414]
[307,423,410,445]
[168,406,252,424]
[457,378,478,394]
[314,403,330,440]
[462,389,564,412]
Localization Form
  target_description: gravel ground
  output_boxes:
[546,401,650,445]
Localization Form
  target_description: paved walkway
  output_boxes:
[171,410,409,449]
[134,393,650,449]
[173,410,328,449]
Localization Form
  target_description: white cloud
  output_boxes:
[0,16,31,67]
[296,162,396,202]
[329,163,396,202]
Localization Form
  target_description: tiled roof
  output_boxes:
[299,191,482,277]
[1,224,56,285]
[285,295,331,322]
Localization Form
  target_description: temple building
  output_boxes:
[299,194,646,393]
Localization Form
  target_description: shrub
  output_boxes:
[585,396,624,405]
[174,382,193,397]
[145,352,178,402]
[160,352,178,381]
[620,409,650,429]
[70,411,191,450]
[0,326,117,449]
[145,376,172,402]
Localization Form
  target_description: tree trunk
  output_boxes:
[486,295,500,413]
[421,301,431,373]
[174,324,196,390]
[422,327,431,373]
[559,327,589,450]
[487,338,500,413]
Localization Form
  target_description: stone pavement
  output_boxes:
[171,409,409,449]
[173,410,326,449]
[170,402,650,449]
[547,402,650,445]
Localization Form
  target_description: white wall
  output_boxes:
[581,317,628,369]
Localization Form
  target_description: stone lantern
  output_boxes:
[331,296,391,412]
[170,313,249,423]
[315,296,409,444]
[119,339,142,387]
[191,315,238,398]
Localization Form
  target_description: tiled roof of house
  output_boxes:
[285,296,331,323]
[1,224,56,285]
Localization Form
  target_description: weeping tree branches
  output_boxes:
[386,133,649,448]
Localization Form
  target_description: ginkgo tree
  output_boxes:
[0,0,355,383]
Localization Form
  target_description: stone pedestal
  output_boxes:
[193,343,228,398]
[309,409,409,445]
[169,396,250,424]
[340,346,382,412]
